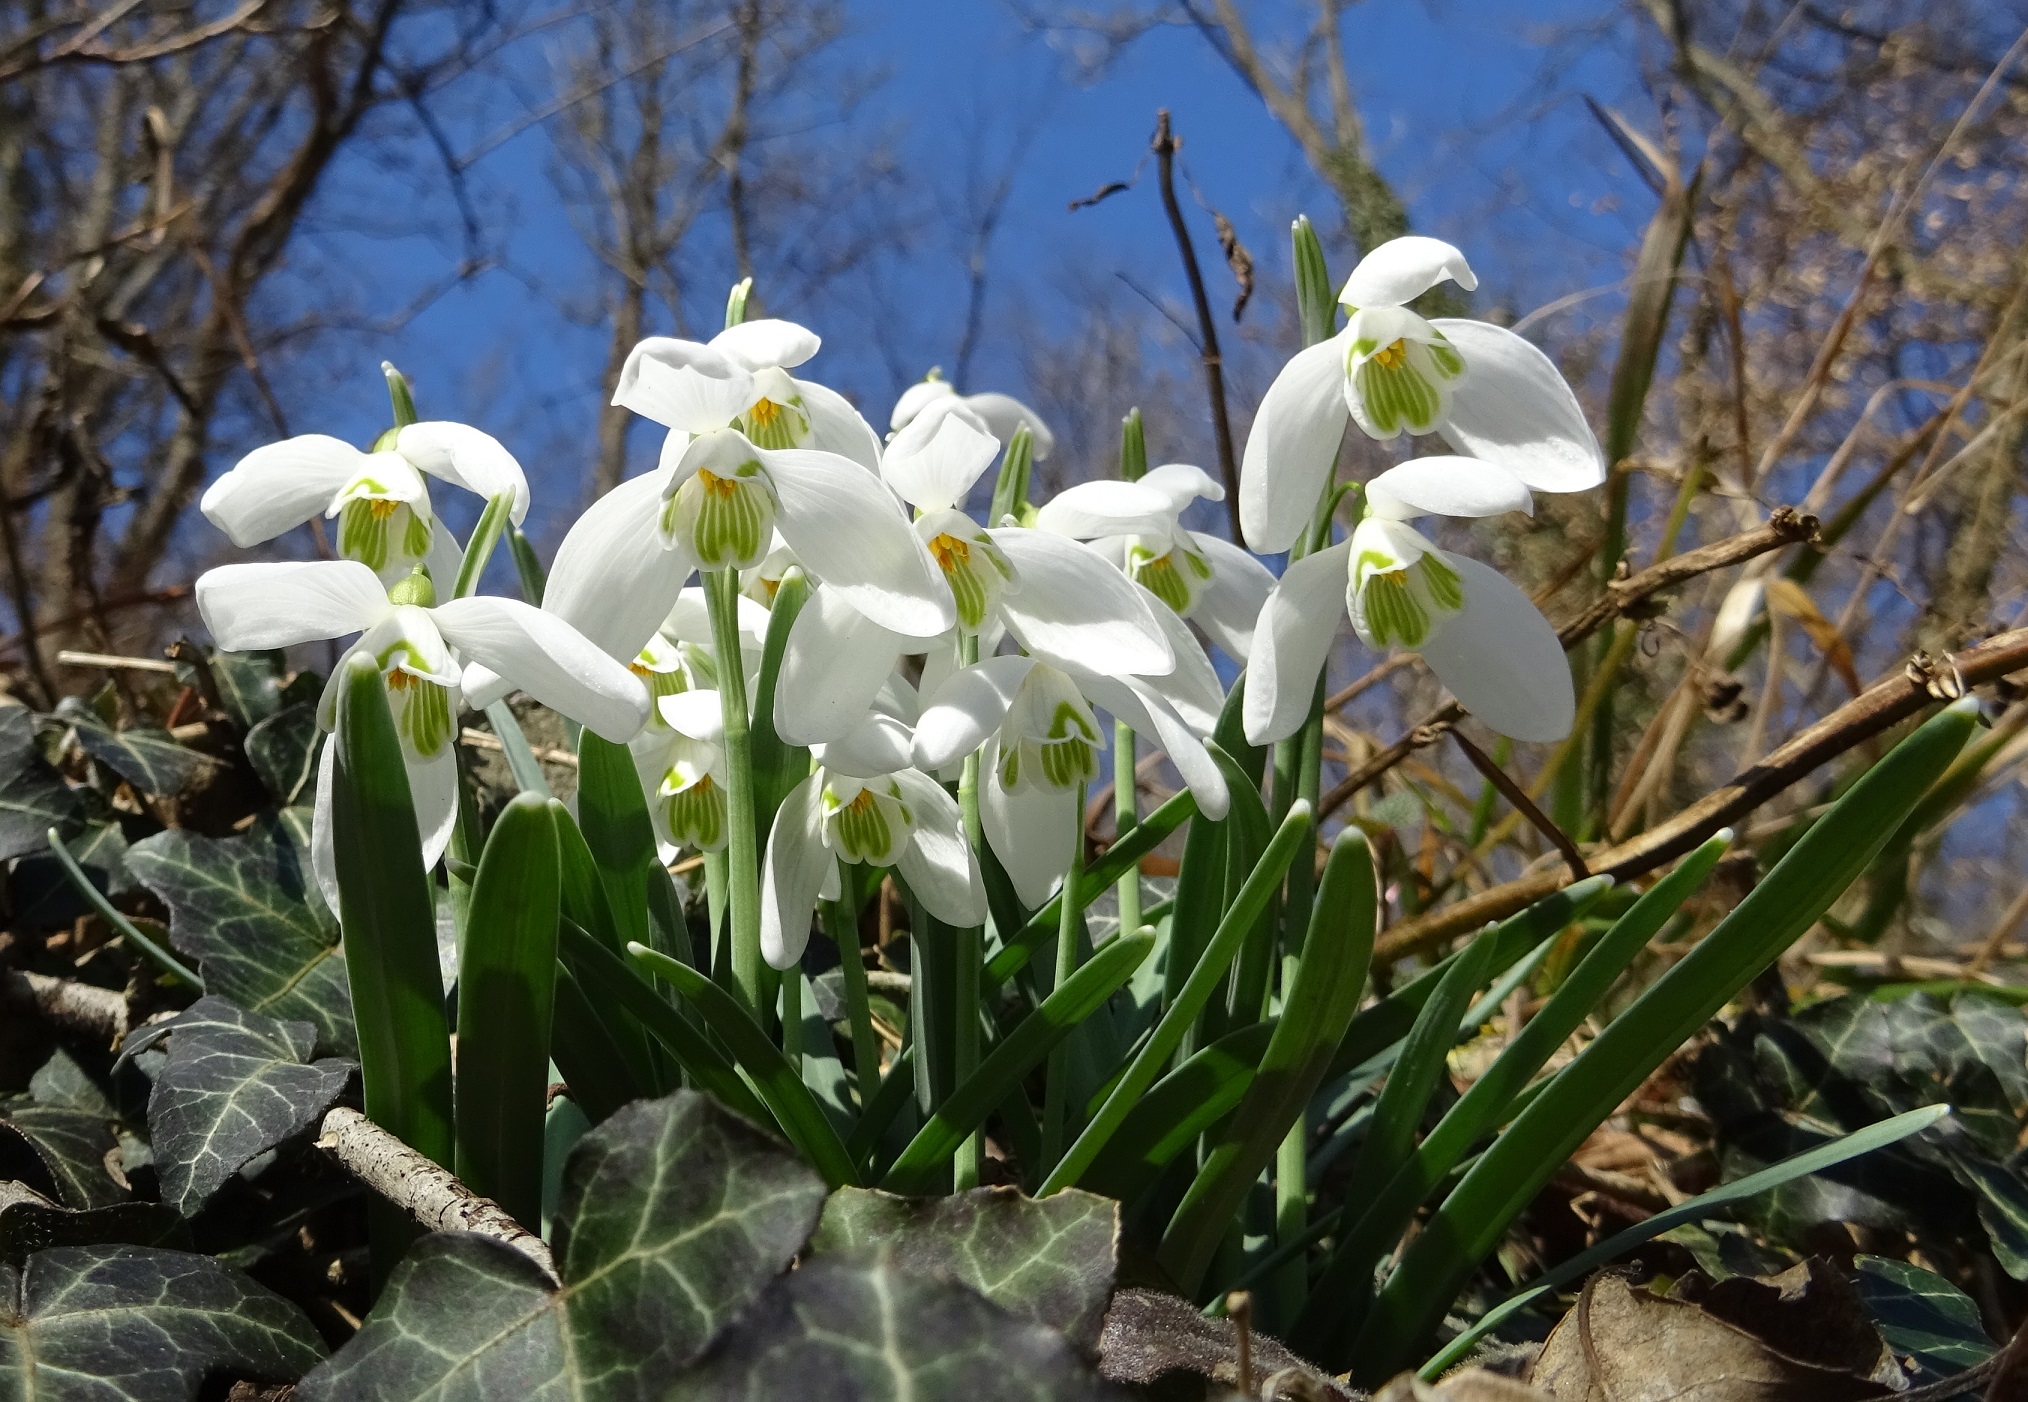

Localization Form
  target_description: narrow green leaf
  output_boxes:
[1292,214,1335,347]
[1299,832,1728,1353]
[845,1048,918,1168]
[557,921,763,1126]
[508,526,547,605]
[1040,802,1313,1196]
[1359,699,1981,1381]
[47,826,200,988]
[1419,1105,1953,1379]
[1076,1021,1276,1203]
[454,793,562,1229]
[331,654,454,1280]
[331,654,454,1178]
[882,930,1156,1195]
[574,730,656,950]
[629,942,861,1187]
[1325,874,1616,1083]
[550,966,648,1124]
[483,699,552,797]
[1158,833,1377,1293]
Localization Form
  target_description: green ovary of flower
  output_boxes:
[662,773,726,852]
[665,466,775,570]
[338,496,431,573]
[1357,550,1465,649]
[928,531,1014,632]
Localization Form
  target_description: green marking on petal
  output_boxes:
[338,497,395,570]
[387,670,452,758]
[828,788,894,865]
[1417,551,1464,612]
[664,774,726,852]
[1427,338,1465,379]
[1362,569,1430,648]
[669,467,776,570]
[1130,548,1193,615]
[403,508,432,561]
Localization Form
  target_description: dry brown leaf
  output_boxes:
[1530,1264,1902,1402]
[1765,578,1862,696]
[1376,1369,1556,1401]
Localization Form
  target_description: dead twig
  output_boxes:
[1151,110,1242,538]
[1369,628,2028,966]
[316,1106,556,1281]
[1451,730,1588,879]
[2,969,129,1044]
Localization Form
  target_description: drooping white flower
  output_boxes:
[631,690,734,860]
[760,704,985,969]
[1244,458,1573,746]
[1238,235,1605,553]
[912,653,1231,907]
[200,421,530,584]
[464,341,953,709]
[890,376,1056,460]
[1035,462,1276,661]
[770,413,1177,747]
[194,559,649,905]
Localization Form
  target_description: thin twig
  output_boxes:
[2,969,128,1044]
[1451,730,1588,879]
[1319,510,1819,820]
[317,1106,556,1281]
[1151,110,1242,538]
[1371,629,2028,966]
[56,649,178,674]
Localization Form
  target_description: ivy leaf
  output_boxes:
[146,996,354,1216]
[294,1090,828,1399]
[0,705,82,861]
[683,1252,1116,1400]
[1853,1255,1995,1391]
[205,649,288,729]
[0,1193,190,1268]
[0,1244,325,1398]
[809,1186,1119,1351]
[126,817,354,1057]
[244,703,323,806]
[0,1100,125,1210]
[57,698,219,798]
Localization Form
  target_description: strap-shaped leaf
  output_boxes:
[629,943,861,1187]
[883,929,1158,1195]
[1039,802,1313,1196]
[454,794,562,1229]
[1075,1021,1276,1203]
[1359,699,1981,1380]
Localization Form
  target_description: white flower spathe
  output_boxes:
[1238,236,1604,553]
[200,420,530,584]
[1243,457,1574,746]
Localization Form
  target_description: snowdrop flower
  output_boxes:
[890,374,1056,460]
[194,560,649,905]
[465,340,951,709]
[1245,458,1573,746]
[772,412,1176,746]
[201,421,530,584]
[1035,462,1276,661]
[632,691,733,860]
[761,705,985,969]
[1239,236,1604,553]
[913,654,1231,906]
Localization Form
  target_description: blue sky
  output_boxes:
[279,0,1661,557]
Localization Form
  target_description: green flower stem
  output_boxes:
[1114,721,1141,934]
[781,963,802,1064]
[1274,674,1328,1316]
[703,567,764,1024]
[825,899,882,1109]
[1038,781,1088,1173]
[451,492,513,600]
[954,632,986,1190]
